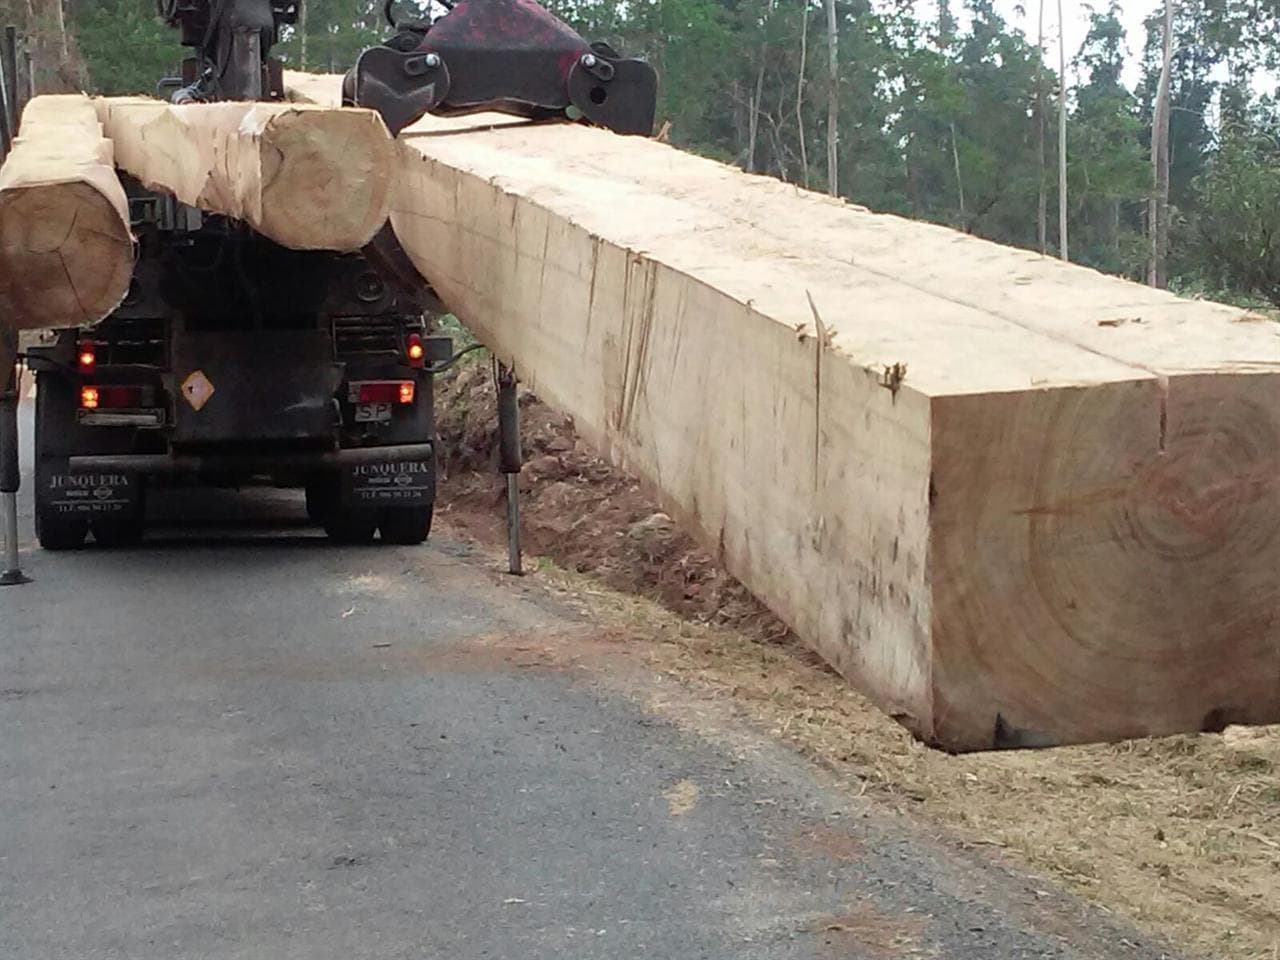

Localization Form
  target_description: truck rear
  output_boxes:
[18,0,657,552]
[27,186,449,549]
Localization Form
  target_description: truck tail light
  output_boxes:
[353,381,416,405]
[77,340,96,371]
[405,332,425,368]
[80,385,145,409]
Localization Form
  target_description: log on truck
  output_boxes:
[95,96,395,253]
[0,94,133,331]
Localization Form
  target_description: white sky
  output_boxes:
[905,1,1162,87]
[994,0,1160,87]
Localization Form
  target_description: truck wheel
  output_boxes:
[304,478,332,524]
[91,516,146,548]
[36,514,88,551]
[379,506,434,545]
[324,509,378,545]
[90,484,146,548]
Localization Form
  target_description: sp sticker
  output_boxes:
[181,370,216,411]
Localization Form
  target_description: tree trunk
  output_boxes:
[1035,0,1047,254]
[23,0,78,92]
[23,0,39,92]
[824,0,837,196]
[1056,0,1068,262]
[939,0,963,226]
[1148,1,1174,289]
[51,0,67,61]
[766,111,789,182]
[747,69,763,172]
[938,0,955,43]
[747,0,777,174]
[950,122,965,219]
[298,0,308,71]
[796,3,809,188]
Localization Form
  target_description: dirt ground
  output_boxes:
[435,355,1280,960]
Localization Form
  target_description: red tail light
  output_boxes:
[77,340,96,371]
[353,381,416,405]
[80,385,145,409]
[406,332,425,368]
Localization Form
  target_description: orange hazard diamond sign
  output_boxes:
[181,370,216,411]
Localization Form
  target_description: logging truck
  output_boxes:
[25,194,447,549]
[19,0,654,551]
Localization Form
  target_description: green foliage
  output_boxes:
[1189,131,1280,304]
[67,0,176,96]
[434,313,481,350]
[1065,4,1148,275]
[281,0,414,72]
[47,0,1280,305]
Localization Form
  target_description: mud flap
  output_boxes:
[38,470,141,520]
[342,459,435,508]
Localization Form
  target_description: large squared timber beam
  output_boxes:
[0,94,133,331]
[288,73,1280,750]
[95,96,396,252]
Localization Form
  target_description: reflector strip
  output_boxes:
[350,381,417,405]
[81,385,146,409]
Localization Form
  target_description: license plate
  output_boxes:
[354,402,392,423]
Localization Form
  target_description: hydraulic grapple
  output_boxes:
[158,0,657,136]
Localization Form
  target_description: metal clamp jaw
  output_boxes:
[346,0,657,137]
[566,44,660,135]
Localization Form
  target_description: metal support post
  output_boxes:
[0,88,10,161]
[0,27,12,160]
[3,27,16,126]
[496,361,523,576]
[1,331,28,586]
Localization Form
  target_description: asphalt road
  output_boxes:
[0,405,1180,960]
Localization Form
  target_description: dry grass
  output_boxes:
[533,564,1280,960]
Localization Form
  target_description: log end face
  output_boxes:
[0,182,134,329]
[256,106,395,251]
[928,375,1280,751]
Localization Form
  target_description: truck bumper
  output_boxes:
[67,442,434,475]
